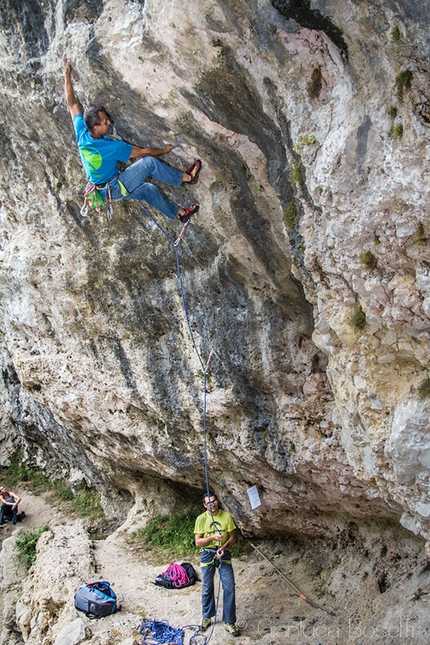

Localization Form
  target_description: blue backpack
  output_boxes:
[74,581,118,618]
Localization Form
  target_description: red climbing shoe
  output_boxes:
[184,159,202,185]
[179,204,199,223]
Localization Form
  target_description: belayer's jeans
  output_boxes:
[200,549,236,624]
[111,156,183,220]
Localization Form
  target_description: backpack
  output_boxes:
[180,562,198,586]
[154,562,198,589]
[74,581,118,618]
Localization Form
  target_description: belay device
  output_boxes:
[74,581,118,618]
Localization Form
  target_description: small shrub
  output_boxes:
[415,222,427,245]
[71,486,104,520]
[1,452,104,521]
[291,160,302,184]
[391,26,401,42]
[131,511,198,560]
[14,525,50,569]
[418,378,430,400]
[395,70,413,101]
[359,250,377,269]
[389,123,404,139]
[350,305,366,331]
[284,200,297,229]
[129,510,246,561]
[0,453,50,493]
[387,105,397,119]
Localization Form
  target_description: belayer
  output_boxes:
[63,58,202,222]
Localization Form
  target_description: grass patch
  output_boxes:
[387,105,397,119]
[395,70,412,101]
[350,305,366,331]
[415,222,427,245]
[128,510,247,562]
[1,451,50,493]
[291,160,302,184]
[391,26,401,42]
[418,378,430,400]
[284,200,297,229]
[389,123,403,139]
[1,451,104,522]
[359,250,377,269]
[129,511,198,561]
[14,524,50,569]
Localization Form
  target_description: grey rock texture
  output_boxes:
[0,0,429,545]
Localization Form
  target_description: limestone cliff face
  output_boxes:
[0,0,429,542]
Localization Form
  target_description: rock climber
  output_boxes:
[0,486,21,526]
[63,58,201,223]
[194,491,240,637]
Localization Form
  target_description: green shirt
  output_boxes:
[194,508,236,549]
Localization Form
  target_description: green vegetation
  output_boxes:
[395,69,413,101]
[350,305,367,331]
[413,588,429,601]
[291,160,302,184]
[359,250,377,269]
[297,134,316,146]
[418,378,430,400]
[130,511,198,560]
[391,26,401,42]
[1,451,104,522]
[415,222,427,246]
[14,525,50,569]
[129,510,246,562]
[387,105,397,119]
[284,200,297,229]
[389,123,404,139]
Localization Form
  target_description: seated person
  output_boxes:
[0,486,21,525]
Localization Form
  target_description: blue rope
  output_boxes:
[135,200,222,645]
[139,618,184,645]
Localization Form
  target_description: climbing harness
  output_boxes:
[251,543,336,616]
[80,177,128,220]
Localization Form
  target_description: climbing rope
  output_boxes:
[251,543,336,616]
[139,618,184,645]
[135,200,223,645]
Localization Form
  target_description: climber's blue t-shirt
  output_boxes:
[73,114,132,185]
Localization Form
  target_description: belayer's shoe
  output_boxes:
[179,204,199,224]
[200,617,212,631]
[224,623,240,637]
[184,159,202,185]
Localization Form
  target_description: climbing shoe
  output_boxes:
[184,159,202,184]
[179,204,199,223]
[200,617,212,631]
[224,623,240,637]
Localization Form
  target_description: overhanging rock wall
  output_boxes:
[0,0,429,545]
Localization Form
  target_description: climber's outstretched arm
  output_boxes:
[130,144,176,159]
[63,57,83,118]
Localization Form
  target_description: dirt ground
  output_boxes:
[2,490,430,645]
